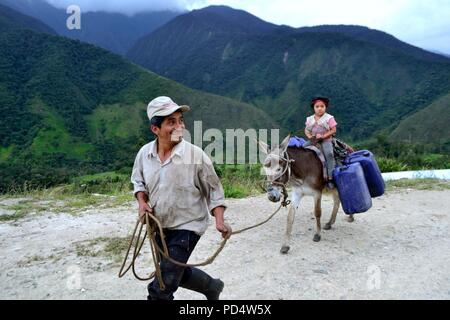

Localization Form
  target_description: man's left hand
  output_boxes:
[216,222,232,239]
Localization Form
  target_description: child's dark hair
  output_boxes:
[310,96,330,109]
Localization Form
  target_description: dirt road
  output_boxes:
[1,188,449,300]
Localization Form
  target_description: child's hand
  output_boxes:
[316,133,323,140]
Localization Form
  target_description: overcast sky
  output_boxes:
[46,0,450,55]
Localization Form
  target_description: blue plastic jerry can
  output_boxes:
[333,162,372,215]
[343,150,385,198]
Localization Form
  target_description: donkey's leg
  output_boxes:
[313,192,322,242]
[280,191,301,254]
[324,189,340,230]
[347,214,355,223]
[280,205,295,254]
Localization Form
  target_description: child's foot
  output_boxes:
[326,179,335,189]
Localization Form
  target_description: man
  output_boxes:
[131,96,230,300]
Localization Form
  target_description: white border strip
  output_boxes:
[382,169,450,181]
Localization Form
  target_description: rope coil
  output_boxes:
[118,197,289,289]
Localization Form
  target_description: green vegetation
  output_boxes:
[0,198,48,221]
[215,164,264,198]
[0,210,27,221]
[0,145,13,162]
[356,134,450,172]
[390,92,450,145]
[86,103,144,141]
[0,17,276,193]
[29,102,93,160]
[386,179,450,191]
[75,236,141,264]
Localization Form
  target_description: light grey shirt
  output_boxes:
[131,139,226,235]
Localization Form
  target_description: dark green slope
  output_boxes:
[390,92,450,145]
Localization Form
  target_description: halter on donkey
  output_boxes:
[259,134,355,254]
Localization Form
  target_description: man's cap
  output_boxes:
[147,96,190,121]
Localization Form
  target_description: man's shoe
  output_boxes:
[179,267,224,300]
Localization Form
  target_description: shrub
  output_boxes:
[376,157,409,173]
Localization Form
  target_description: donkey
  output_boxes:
[259,134,355,254]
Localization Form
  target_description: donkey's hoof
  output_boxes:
[313,234,321,242]
[280,246,290,254]
[347,216,355,223]
[324,223,332,230]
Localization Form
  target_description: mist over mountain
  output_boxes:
[46,0,187,16]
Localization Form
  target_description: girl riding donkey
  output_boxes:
[303,96,337,189]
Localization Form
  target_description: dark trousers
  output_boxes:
[147,229,200,300]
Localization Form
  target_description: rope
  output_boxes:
[118,197,289,288]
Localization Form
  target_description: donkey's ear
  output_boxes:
[255,138,269,155]
[279,134,291,151]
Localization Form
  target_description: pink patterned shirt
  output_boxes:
[305,113,337,142]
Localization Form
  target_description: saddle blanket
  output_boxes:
[288,136,355,180]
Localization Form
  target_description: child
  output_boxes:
[303,96,337,189]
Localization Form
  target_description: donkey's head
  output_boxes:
[259,134,291,203]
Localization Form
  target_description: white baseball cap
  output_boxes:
[147,96,190,121]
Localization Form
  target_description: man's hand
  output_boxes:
[216,222,232,239]
[138,201,153,224]
[316,133,323,140]
[212,206,231,239]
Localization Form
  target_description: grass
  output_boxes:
[86,103,143,141]
[0,210,28,222]
[75,236,140,264]
[0,145,13,163]
[0,192,131,220]
[386,179,450,191]
[29,102,93,160]
[0,199,47,221]
[0,172,135,221]
[16,252,65,267]
[216,164,265,198]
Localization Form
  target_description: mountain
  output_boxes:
[390,92,450,145]
[295,25,450,63]
[0,5,278,192]
[128,5,277,71]
[0,0,182,55]
[430,49,450,59]
[181,5,278,34]
[127,5,450,142]
[0,3,55,34]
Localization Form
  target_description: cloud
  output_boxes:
[45,0,191,15]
